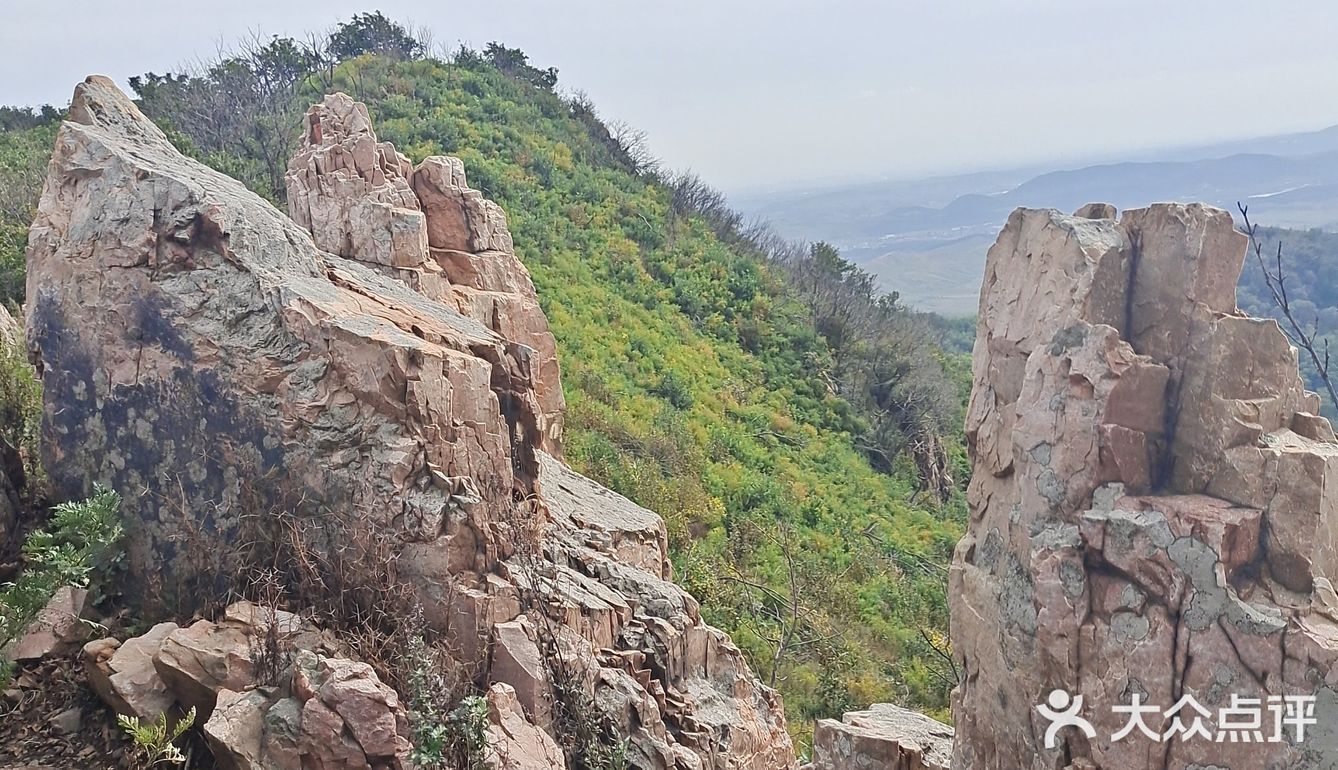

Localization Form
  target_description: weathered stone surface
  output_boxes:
[6,586,90,662]
[285,93,427,268]
[82,606,408,770]
[200,650,412,770]
[951,202,1338,769]
[154,618,260,718]
[31,78,793,769]
[483,683,567,770]
[810,703,952,770]
[83,621,179,718]
[490,617,552,729]
[203,688,271,770]
[285,93,563,457]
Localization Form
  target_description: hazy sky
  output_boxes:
[4,0,1338,192]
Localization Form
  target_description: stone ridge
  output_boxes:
[951,202,1338,769]
[285,92,563,457]
[26,76,794,769]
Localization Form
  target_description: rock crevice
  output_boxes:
[952,202,1338,769]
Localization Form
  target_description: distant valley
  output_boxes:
[738,125,1338,315]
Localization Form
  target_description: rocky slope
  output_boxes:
[951,201,1338,768]
[23,76,793,769]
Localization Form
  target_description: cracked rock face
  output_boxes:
[27,77,792,770]
[951,203,1338,769]
[285,93,563,457]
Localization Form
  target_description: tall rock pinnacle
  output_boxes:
[951,202,1338,768]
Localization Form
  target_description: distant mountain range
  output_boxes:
[737,124,1338,315]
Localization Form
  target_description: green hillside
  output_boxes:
[1237,224,1338,416]
[0,17,966,750]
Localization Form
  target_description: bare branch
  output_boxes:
[1238,202,1338,410]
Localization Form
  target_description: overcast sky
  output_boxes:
[4,0,1338,192]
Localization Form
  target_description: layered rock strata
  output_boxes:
[951,202,1338,769]
[26,77,792,769]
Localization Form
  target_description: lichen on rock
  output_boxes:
[951,202,1338,769]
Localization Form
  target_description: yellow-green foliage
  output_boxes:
[0,486,124,689]
[0,121,56,307]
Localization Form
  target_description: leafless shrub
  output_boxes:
[1239,202,1338,409]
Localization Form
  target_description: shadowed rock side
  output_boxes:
[26,76,793,770]
[951,202,1338,769]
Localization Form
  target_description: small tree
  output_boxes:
[1238,202,1338,409]
[483,43,559,90]
[328,12,422,61]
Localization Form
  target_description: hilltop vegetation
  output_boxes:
[0,14,967,747]
[1237,225,1338,414]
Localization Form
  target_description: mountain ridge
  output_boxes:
[742,124,1338,315]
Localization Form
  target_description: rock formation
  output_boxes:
[952,202,1338,768]
[809,703,952,770]
[285,93,563,456]
[26,77,792,769]
[83,601,410,770]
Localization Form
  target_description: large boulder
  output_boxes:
[83,621,179,719]
[28,78,793,769]
[951,202,1338,769]
[810,703,952,770]
[5,586,90,662]
[482,683,567,770]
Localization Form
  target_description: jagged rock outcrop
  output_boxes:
[83,602,409,770]
[484,683,568,770]
[809,703,952,770]
[285,93,563,456]
[27,77,793,769]
[951,202,1338,769]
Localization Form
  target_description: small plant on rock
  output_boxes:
[442,695,491,770]
[0,486,123,656]
[117,706,196,768]
[405,613,489,770]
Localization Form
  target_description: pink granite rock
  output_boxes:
[30,78,794,769]
[952,202,1338,769]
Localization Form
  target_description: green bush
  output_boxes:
[0,486,124,653]
[0,327,41,474]
[118,706,196,768]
